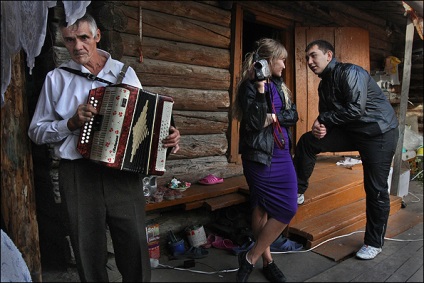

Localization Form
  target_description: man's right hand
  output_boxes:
[312,119,326,139]
[67,103,98,131]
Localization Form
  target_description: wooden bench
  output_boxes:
[145,175,248,212]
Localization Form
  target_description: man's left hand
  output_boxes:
[163,126,180,153]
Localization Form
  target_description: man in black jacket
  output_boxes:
[294,40,399,260]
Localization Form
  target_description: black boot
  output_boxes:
[236,251,254,282]
[262,261,286,282]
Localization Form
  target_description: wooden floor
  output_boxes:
[43,161,423,282]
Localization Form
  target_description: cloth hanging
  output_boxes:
[1,1,91,107]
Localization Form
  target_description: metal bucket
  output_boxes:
[185,225,207,247]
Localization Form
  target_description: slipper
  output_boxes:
[201,234,223,249]
[198,174,224,185]
[212,239,239,251]
[270,236,303,252]
[231,240,255,256]
[172,246,209,259]
[167,177,191,191]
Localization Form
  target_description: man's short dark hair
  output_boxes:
[305,40,336,57]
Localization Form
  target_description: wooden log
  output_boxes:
[1,52,41,282]
[135,36,230,69]
[96,2,128,31]
[144,87,229,111]
[170,133,228,160]
[172,110,228,135]
[99,30,124,60]
[138,0,231,27]
[158,156,244,186]
[141,9,230,48]
[121,57,230,90]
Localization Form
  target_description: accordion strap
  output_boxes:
[116,64,129,84]
[59,64,130,85]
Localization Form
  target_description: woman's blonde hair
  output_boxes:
[232,38,292,121]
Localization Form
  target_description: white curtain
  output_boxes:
[1,1,91,107]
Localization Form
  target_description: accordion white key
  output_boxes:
[77,84,174,175]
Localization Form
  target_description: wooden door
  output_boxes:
[295,27,370,156]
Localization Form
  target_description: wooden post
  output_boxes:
[390,17,414,195]
[1,51,41,281]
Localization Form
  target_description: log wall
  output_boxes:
[45,0,422,185]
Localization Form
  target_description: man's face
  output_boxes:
[305,45,332,75]
[61,21,100,66]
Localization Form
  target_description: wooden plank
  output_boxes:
[228,4,243,164]
[203,193,248,211]
[146,175,247,211]
[392,18,414,196]
[290,196,403,245]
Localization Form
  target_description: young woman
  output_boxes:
[232,38,299,282]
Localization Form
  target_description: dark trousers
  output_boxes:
[59,159,150,282]
[293,127,398,248]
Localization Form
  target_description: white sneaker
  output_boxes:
[297,194,304,205]
[356,244,382,260]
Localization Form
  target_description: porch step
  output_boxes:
[287,156,403,249]
[288,196,403,249]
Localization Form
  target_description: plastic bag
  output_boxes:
[403,127,423,150]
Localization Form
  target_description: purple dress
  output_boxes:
[242,83,298,224]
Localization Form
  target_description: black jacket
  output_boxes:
[317,59,398,136]
[238,77,298,166]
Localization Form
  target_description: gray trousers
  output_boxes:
[59,159,150,282]
[294,127,398,248]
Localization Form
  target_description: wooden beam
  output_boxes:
[391,17,414,195]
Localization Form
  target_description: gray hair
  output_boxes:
[59,13,98,39]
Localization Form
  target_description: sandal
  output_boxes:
[231,240,255,256]
[172,246,209,259]
[270,236,303,252]
[201,234,223,249]
[212,239,239,251]
[198,174,224,185]
[167,177,191,191]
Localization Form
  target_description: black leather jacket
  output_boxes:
[317,59,398,136]
[238,77,298,166]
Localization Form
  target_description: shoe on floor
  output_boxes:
[297,194,304,205]
[236,251,253,282]
[262,261,286,282]
[356,244,382,260]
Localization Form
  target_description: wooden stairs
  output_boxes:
[145,156,403,251]
[287,156,403,249]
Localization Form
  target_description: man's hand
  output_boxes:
[312,119,326,139]
[163,126,180,154]
[67,104,98,131]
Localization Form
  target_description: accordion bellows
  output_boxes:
[77,84,174,175]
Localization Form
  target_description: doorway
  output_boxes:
[228,4,294,164]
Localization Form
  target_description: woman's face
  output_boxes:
[270,58,286,77]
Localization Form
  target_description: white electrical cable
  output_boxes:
[154,227,423,275]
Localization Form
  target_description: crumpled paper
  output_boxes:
[336,157,362,169]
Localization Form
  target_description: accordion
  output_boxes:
[77,84,174,175]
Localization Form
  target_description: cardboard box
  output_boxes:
[146,222,160,259]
